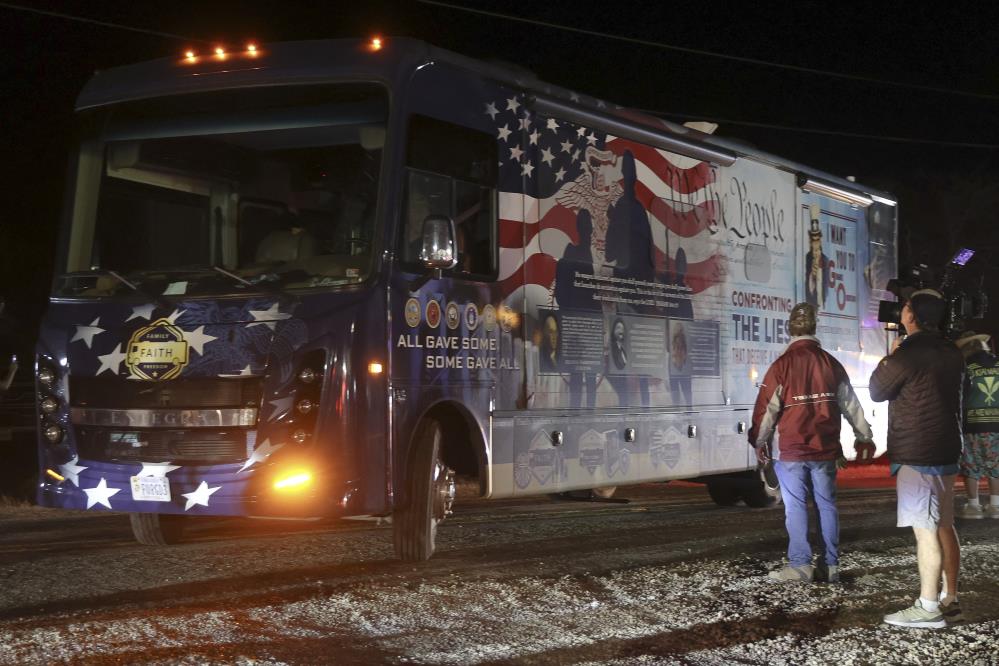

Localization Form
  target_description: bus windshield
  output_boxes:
[57,84,388,298]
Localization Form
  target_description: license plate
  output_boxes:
[130,475,171,502]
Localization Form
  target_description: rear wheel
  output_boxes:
[129,513,185,545]
[706,480,740,506]
[393,418,456,561]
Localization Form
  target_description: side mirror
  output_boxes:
[419,215,458,271]
[1,354,17,392]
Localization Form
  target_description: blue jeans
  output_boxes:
[774,460,839,567]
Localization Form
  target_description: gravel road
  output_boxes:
[1,482,998,665]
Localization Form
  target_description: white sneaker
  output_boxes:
[984,504,999,519]
[958,503,985,519]
[884,599,946,629]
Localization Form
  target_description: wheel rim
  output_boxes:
[433,461,456,522]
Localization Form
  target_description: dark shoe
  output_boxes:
[941,600,965,625]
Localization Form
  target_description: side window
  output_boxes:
[402,115,497,279]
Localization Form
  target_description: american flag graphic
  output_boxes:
[488,95,725,308]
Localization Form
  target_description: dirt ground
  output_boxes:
[1,474,999,665]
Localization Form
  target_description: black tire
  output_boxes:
[129,513,185,545]
[393,419,454,561]
[707,480,740,506]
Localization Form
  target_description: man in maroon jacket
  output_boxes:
[749,302,875,583]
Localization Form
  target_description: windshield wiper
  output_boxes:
[60,269,173,309]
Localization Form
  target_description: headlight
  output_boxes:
[40,397,59,414]
[38,367,56,387]
[296,399,314,415]
[43,424,63,443]
[291,429,309,444]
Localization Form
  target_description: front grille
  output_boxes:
[70,377,262,409]
[75,427,251,464]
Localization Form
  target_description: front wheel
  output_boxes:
[706,480,740,506]
[393,418,456,561]
[129,513,185,545]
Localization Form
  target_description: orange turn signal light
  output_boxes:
[274,471,312,491]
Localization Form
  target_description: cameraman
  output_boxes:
[870,289,964,629]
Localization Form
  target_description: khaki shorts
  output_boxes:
[896,465,955,530]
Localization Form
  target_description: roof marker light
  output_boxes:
[215,46,226,57]
[368,361,383,375]
[370,37,383,51]
[185,50,196,60]
[247,43,257,53]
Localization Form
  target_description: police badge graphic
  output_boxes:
[125,318,190,380]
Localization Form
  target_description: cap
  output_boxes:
[907,289,946,329]
[955,329,990,350]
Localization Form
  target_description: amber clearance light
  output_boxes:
[274,471,313,491]
[369,36,383,51]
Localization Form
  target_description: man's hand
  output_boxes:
[755,444,770,465]
[835,455,848,471]
[854,440,876,464]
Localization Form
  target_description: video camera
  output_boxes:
[877,248,988,339]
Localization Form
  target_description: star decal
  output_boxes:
[547,118,559,131]
[509,145,524,161]
[182,481,221,511]
[505,96,520,112]
[137,462,181,477]
[83,478,121,509]
[560,139,573,154]
[96,344,126,376]
[267,395,296,421]
[126,304,156,322]
[497,124,512,142]
[541,148,555,166]
[569,92,580,102]
[58,456,88,487]
[555,167,567,182]
[518,116,531,131]
[484,101,499,120]
[238,438,284,473]
[184,326,217,355]
[71,318,104,349]
[586,132,597,145]
[165,309,186,325]
[247,303,291,330]
[528,129,540,145]
[521,162,535,177]
[576,126,587,138]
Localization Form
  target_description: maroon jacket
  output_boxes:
[748,336,873,461]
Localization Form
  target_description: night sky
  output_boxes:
[3,0,999,334]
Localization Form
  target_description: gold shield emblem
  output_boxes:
[125,318,190,381]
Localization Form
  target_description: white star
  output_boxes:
[137,462,181,477]
[541,148,555,166]
[238,438,284,473]
[484,101,499,120]
[509,145,524,161]
[586,132,597,145]
[555,167,567,182]
[220,364,254,378]
[547,118,559,131]
[576,126,587,137]
[83,478,121,509]
[126,304,156,322]
[518,116,531,130]
[267,395,296,421]
[96,344,126,376]
[497,124,512,142]
[247,303,291,330]
[570,92,580,102]
[596,99,607,109]
[182,481,221,511]
[184,326,217,355]
[521,162,535,177]
[560,139,573,154]
[165,309,186,325]
[506,96,520,112]
[71,318,104,349]
[571,149,580,161]
[58,456,88,487]
[528,129,540,145]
